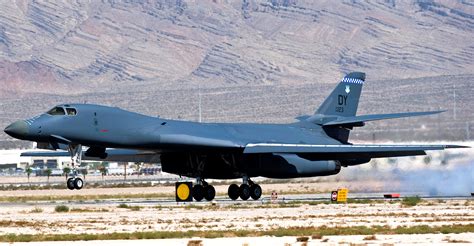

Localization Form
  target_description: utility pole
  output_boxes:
[467,122,471,140]
[453,81,456,120]
[437,106,441,140]
[198,85,202,123]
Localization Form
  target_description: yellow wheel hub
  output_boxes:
[176,183,191,201]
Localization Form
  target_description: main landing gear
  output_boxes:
[189,177,261,202]
[192,179,215,202]
[66,144,85,190]
[228,177,262,201]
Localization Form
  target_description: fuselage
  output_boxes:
[5,104,345,179]
[15,104,342,151]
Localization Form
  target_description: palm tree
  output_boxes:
[45,168,52,184]
[63,167,71,180]
[123,163,127,181]
[25,167,32,185]
[99,165,107,181]
[134,162,142,178]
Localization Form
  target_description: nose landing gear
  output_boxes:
[66,176,84,190]
[66,144,85,190]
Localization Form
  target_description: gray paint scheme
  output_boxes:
[4,72,467,179]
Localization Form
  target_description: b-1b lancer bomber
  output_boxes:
[4,72,466,201]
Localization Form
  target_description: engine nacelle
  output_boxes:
[160,152,342,179]
[255,153,341,178]
[85,147,108,159]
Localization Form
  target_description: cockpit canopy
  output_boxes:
[47,106,77,116]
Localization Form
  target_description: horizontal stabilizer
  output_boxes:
[322,110,444,126]
[244,143,468,160]
[295,115,311,121]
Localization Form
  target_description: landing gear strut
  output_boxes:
[192,179,215,201]
[228,176,262,201]
[66,144,85,190]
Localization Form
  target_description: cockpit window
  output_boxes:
[47,107,66,116]
[66,108,77,116]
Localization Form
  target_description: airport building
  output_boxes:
[0,149,71,171]
[0,149,162,176]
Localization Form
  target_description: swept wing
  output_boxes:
[244,143,467,159]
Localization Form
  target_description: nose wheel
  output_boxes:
[228,177,262,201]
[66,144,85,190]
[66,177,84,190]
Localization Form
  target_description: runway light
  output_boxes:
[384,193,400,198]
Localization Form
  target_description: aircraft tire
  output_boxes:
[192,184,204,202]
[204,185,216,201]
[73,177,84,190]
[67,178,75,190]
[250,184,262,200]
[239,184,251,201]
[228,184,239,200]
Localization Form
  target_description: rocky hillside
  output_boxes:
[0,0,473,95]
[1,73,473,149]
[0,0,473,147]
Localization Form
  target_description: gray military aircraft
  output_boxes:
[4,72,466,201]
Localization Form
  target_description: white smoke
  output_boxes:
[330,143,473,196]
[392,160,473,196]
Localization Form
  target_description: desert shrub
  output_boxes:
[29,207,43,213]
[54,205,69,212]
[363,235,377,240]
[402,196,422,207]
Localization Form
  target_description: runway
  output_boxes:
[1,184,473,213]
[3,191,472,208]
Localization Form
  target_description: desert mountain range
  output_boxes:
[0,0,473,147]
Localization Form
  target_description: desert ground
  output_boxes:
[2,234,474,246]
[0,182,471,245]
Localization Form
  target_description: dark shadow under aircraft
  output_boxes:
[4,72,467,201]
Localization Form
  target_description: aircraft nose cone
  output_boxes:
[4,120,29,138]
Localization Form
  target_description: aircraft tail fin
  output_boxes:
[312,72,364,143]
[306,72,444,144]
[315,72,365,117]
